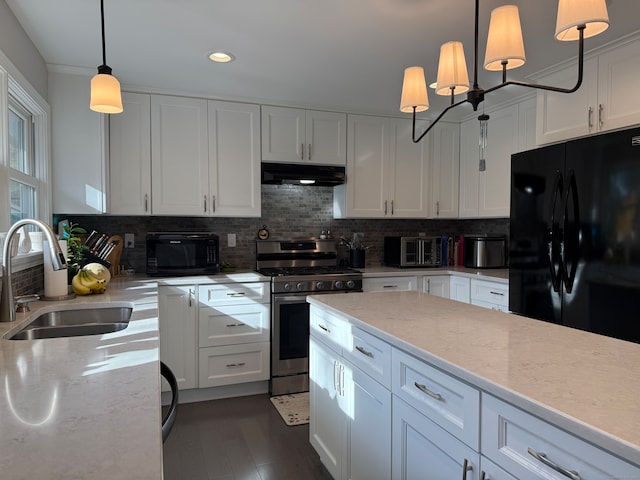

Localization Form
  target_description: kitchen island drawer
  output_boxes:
[199,304,269,347]
[198,342,269,387]
[310,305,349,353]
[482,394,640,479]
[199,282,269,306]
[392,348,480,450]
[344,326,392,388]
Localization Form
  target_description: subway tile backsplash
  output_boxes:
[54,184,508,273]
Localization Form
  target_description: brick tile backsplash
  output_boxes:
[54,184,509,274]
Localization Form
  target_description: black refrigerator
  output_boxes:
[509,126,640,344]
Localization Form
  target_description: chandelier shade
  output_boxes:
[436,41,470,96]
[484,5,526,71]
[400,66,429,113]
[555,0,609,41]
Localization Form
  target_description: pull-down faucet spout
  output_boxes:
[1,219,67,323]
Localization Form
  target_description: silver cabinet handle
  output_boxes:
[391,200,394,215]
[436,201,440,216]
[355,345,374,358]
[382,285,399,289]
[226,292,246,297]
[308,143,312,160]
[339,363,345,396]
[144,193,149,212]
[489,291,504,296]
[203,195,207,213]
[527,447,581,480]
[461,458,472,480]
[301,143,304,161]
[318,324,330,333]
[414,381,444,401]
[212,194,216,213]
[587,106,593,130]
[427,278,431,294]
[333,361,340,392]
[384,200,388,215]
[480,472,488,480]
[188,288,194,307]
[226,323,246,327]
[226,362,246,368]
[598,103,604,129]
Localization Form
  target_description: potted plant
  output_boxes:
[63,222,88,283]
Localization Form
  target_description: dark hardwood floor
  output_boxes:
[163,394,333,480]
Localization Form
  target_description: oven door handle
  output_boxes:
[273,294,309,304]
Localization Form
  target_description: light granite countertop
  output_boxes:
[307,291,640,467]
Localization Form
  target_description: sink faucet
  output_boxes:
[1,219,67,323]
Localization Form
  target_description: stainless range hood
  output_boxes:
[261,162,345,186]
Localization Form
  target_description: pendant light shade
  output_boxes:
[484,5,526,71]
[556,0,609,41]
[435,41,470,96]
[400,66,429,113]
[90,0,123,114]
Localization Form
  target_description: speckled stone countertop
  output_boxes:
[307,291,640,466]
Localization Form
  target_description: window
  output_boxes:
[9,97,38,225]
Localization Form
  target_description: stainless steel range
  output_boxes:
[256,239,362,395]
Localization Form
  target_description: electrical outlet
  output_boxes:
[228,233,236,248]
[124,233,135,248]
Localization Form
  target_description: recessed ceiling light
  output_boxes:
[208,52,235,63]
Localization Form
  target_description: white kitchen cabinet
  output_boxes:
[158,285,198,391]
[261,106,346,165]
[482,394,640,479]
[422,275,450,298]
[450,276,471,303]
[151,95,209,215]
[480,456,517,480]
[109,92,151,215]
[198,342,269,388]
[470,278,508,312]
[536,36,640,145]
[208,100,261,216]
[430,122,460,218]
[49,71,107,214]
[363,275,419,293]
[334,115,430,218]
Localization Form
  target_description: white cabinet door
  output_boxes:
[208,100,261,217]
[450,276,471,303]
[151,95,209,215]
[393,397,480,480]
[422,275,450,298]
[109,92,151,215]
[49,72,107,214]
[158,285,197,391]
[306,110,347,165]
[309,336,347,480]
[198,342,269,388]
[430,122,460,218]
[198,303,270,347]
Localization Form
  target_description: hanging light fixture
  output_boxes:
[400,0,609,143]
[90,0,123,114]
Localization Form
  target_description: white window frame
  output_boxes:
[0,48,51,272]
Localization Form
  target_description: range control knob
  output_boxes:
[334,280,344,289]
[283,283,293,292]
[296,282,305,291]
[346,280,356,289]
[315,281,326,290]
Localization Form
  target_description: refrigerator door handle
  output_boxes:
[561,169,580,294]
[547,171,564,293]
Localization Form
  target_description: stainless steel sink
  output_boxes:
[8,306,132,340]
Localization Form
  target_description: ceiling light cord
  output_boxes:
[97,0,112,74]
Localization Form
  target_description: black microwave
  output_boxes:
[146,232,219,276]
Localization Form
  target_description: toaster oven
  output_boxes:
[384,236,443,268]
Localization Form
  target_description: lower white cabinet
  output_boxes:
[450,276,471,303]
[480,456,516,480]
[198,342,269,388]
[363,275,418,293]
[470,279,509,312]
[422,275,450,298]
[158,285,198,391]
[393,397,479,480]
[482,394,640,479]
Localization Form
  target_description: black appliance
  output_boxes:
[509,126,640,344]
[261,162,346,186]
[256,239,362,395]
[146,232,219,276]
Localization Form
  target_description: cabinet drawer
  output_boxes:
[198,342,269,388]
[470,279,508,307]
[470,299,510,312]
[199,304,270,347]
[344,326,392,389]
[392,348,480,450]
[198,282,269,306]
[482,394,640,479]
[309,305,349,353]
[363,276,418,293]
[480,456,516,480]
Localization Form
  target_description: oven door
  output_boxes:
[271,293,310,378]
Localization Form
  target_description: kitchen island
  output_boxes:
[307,290,640,478]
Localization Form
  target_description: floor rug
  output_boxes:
[270,392,310,426]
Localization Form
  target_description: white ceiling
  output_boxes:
[6,0,640,120]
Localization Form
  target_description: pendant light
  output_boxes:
[400,0,610,143]
[90,0,123,114]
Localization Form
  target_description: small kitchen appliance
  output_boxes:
[256,238,362,395]
[463,235,507,269]
[384,236,443,267]
[146,232,219,276]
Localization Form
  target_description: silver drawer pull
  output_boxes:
[489,291,504,296]
[383,285,398,289]
[226,362,246,368]
[318,324,331,333]
[462,458,472,480]
[227,292,246,297]
[527,448,581,480]
[414,381,444,402]
[226,323,246,327]
[355,345,374,358]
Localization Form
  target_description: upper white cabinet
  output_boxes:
[261,106,346,165]
[430,122,460,218]
[334,115,429,218]
[49,71,107,214]
[109,92,152,215]
[459,99,535,218]
[536,36,640,145]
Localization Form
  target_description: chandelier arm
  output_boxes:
[412,98,470,143]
